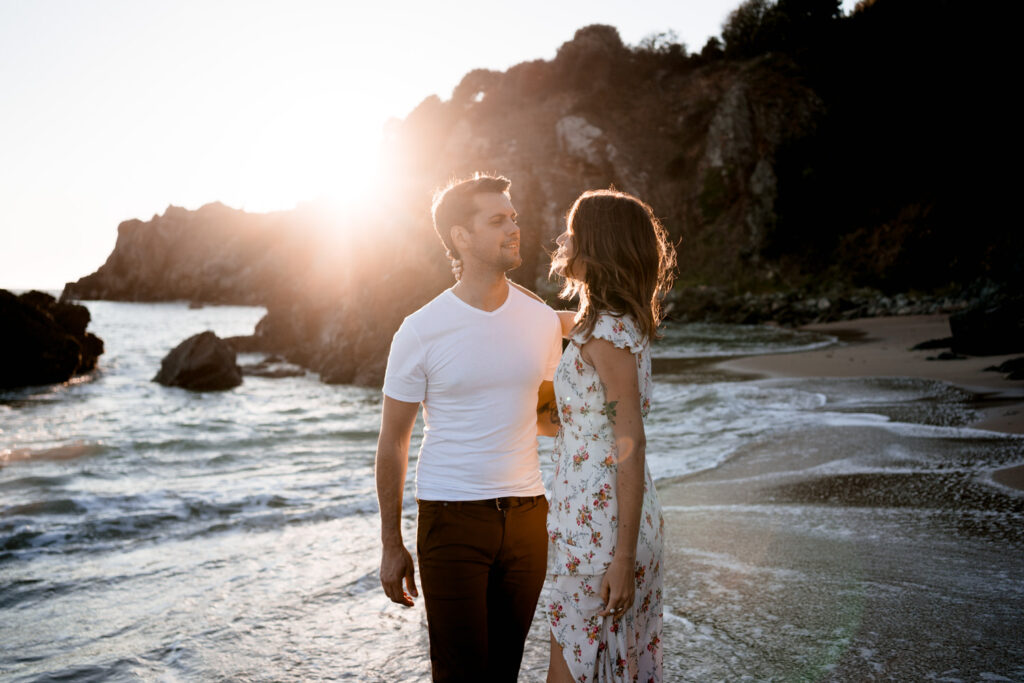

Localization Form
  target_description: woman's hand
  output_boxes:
[445,249,462,281]
[598,555,636,618]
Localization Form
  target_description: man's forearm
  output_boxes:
[536,379,559,437]
[375,396,419,547]
[375,436,411,548]
[374,398,420,606]
[537,396,560,437]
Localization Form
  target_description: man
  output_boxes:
[375,174,562,682]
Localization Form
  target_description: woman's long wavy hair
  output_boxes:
[552,189,677,343]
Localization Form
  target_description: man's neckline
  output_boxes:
[446,281,512,315]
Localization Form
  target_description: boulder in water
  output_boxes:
[153,331,242,391]
[0,289,105,389]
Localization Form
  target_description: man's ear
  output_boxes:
[451,225,470,253]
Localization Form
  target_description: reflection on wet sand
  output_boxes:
[1,441,104,464]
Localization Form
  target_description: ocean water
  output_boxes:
[1,301,1019,681]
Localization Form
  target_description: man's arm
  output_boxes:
[508,279,578,338]
[537,379,559,437]
[375,395,421,606]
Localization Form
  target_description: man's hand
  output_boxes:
[380,542,418,606]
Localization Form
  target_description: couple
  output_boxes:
[375,174,675,682]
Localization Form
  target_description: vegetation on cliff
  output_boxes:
[716,0,1015,293]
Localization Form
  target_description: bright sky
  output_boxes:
[0,0,855,291]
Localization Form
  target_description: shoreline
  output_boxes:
[715,314,1024,434]
[714,314,1024,490]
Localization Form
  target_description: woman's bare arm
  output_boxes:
[555,310,577,338]
[581,338,645,617]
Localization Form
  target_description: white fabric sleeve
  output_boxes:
[545,311,562,380]
[574,313,645,354]
[382,320,427,403]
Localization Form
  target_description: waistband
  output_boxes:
[418,495,545,511]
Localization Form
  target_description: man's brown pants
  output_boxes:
[416,496,548,682]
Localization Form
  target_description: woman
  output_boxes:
[543,189,676,683]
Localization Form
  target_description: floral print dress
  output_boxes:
[546,313,664,682]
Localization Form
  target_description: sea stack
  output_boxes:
[153,331,243,391]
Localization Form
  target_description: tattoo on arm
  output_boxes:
[602,400,619,424]
[539,399,560,425]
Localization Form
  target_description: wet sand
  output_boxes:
[718,314,1024,437]
[654,315,1024,681]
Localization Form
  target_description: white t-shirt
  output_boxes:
[383,285,562,500]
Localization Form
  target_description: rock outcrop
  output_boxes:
[950,296,1024,356]
[153,331,242,391]
[63,202,313,305]
[985,358,1024,381]
[0,290,104,390]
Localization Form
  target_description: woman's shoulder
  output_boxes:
[573,312,646,353]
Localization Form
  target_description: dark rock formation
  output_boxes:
[153,331,242,391]
[926,351,967,361]
[984,357,1024,380]
[223,335,264,353]
[950,297,1024,356]
[0,290,104,390]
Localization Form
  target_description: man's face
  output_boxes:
[462,192,522,271]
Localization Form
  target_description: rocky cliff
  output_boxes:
[62,2,1020,387]
[65,202,298,305]
[382,32,823,295]
[64,41,821,386]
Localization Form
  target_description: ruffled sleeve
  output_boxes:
[571,313,645,354]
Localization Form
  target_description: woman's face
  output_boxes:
[553,227,579,278]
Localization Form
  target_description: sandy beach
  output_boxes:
[655,315,1024,681]
[719,315,1024,437]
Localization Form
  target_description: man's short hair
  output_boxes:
[431,174,511,258]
